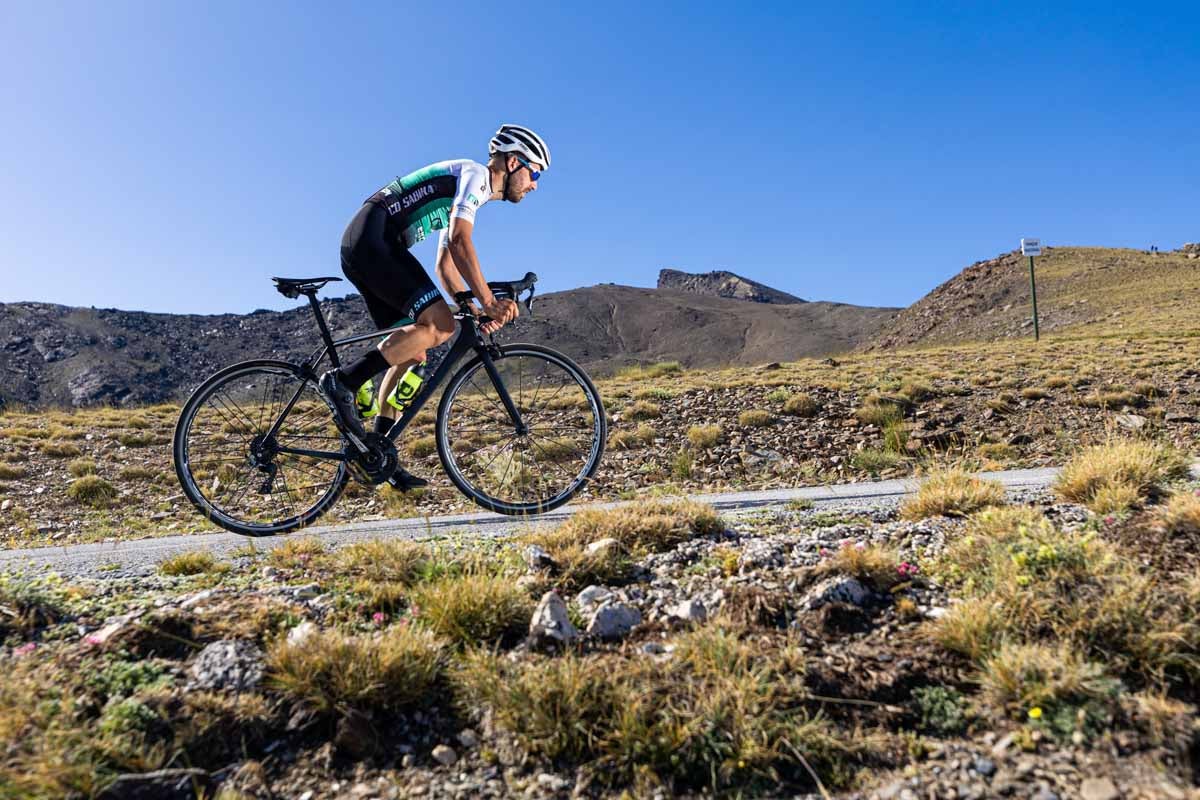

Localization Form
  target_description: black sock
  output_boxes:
[338,349,390,390]
[374,416,394,435]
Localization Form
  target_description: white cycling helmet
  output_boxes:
[488,124,551,170]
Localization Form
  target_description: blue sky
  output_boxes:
[2,1,1197,315]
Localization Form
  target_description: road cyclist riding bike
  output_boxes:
[320,124,551,491]
[172,124,606,536]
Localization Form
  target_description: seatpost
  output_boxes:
[305,291,342,368]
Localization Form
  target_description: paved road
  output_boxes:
[0,467,1075,579]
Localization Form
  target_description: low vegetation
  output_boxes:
[899,466,1005,520]
[1053,436,1191,513]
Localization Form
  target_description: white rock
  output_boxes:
[1115,413,1147,430]
[529,592,578,647]
[0,499,12,512]
[576,585,613,615]
[431,744,457,766]
[1079,777,1119,800]
[587,602,642,640]
[287,621,319,647]
[178,588,218,609]
[584,537,622,557]
[669,598,707,623]
[523,544,556,571]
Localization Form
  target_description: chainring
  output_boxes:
[345,432,399,486]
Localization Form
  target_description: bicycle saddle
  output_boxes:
[272,276,343,299]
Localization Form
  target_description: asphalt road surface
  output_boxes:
[0,467,1089,580]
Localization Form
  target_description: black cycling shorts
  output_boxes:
[340,202,443,330]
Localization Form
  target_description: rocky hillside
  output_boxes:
[657,269,806,304]
[864,244,1200,350]
[0,281,896,409]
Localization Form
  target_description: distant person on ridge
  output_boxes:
[318,124,550,490]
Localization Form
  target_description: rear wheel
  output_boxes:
[173,360,349,536]
[435,344,606,515]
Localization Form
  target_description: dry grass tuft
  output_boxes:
[980,642,1120,725]
[820,542,905,592]
[609,424,656,450]
[267,625,445,714]
[783,393,820,417]
[1053,437,1191,513]
[522,499,723,588]
[158,550,229,576]
[335,539,431,584]
[737,409,774,427]
[899,467,1005,520]
[40,441,82,458]
[686,424,722,450]
[931,506,1200,684]
[407,435,437,458]
[67,475,118,508]
[854,397,905,427]
[624,400,662,421]
[67,458,97,478]
[453,627,853,793]
[410,572,533,647]
[1155,491,1200,536]
[0,462,27,480]
[268,536,326,569]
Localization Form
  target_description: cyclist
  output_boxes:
[319,124,550,490]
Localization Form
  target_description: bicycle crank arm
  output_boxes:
[274,446,351,461]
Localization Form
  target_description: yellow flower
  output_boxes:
[738,760,746,769]
[1028,707,1043,720]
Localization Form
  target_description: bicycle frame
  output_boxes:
[262,293,527,464]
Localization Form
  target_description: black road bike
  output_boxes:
[172,273,606,536]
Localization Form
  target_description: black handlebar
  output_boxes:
[454,271,539,315]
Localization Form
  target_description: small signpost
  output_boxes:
[1021,238,1041,341]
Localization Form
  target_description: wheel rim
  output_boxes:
[439,349,603,512]
[178,365,346,531]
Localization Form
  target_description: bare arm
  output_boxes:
[439,218,517,329]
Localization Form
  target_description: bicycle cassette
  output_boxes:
[345,432,399,486]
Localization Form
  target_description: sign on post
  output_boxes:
[1021,238,1041,340]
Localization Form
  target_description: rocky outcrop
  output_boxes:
[657,269,806,304]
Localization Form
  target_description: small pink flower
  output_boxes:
[372,612,386,625]
[1104,515,1116,525]
[840,539,853,548]
[897,562,920,578]
[13,642,36,656]
[1193,489,1200,497]
[818,547,831,558]
[854,542,866,551]
[85,634,103,646]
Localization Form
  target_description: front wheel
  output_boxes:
[173,359,349,536]
[436,344,606,515]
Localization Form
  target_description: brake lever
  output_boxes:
[522,285,536,316]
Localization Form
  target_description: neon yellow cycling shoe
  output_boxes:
[355,379,380,419]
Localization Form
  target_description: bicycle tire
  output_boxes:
[173,359,349,536]
[435,343,606,515]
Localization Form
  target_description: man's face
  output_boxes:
[505,156,542,203]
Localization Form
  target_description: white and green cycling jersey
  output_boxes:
[366,159,492,250]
